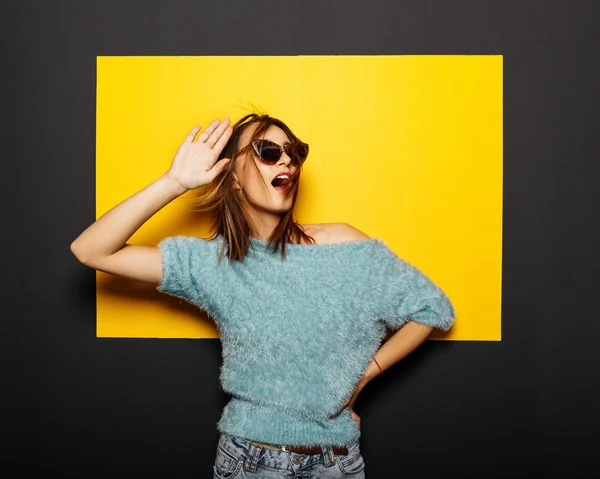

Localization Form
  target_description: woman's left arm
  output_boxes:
[360,321,433,387]
[329,224,455,420]
[374,320,430,369]
[331,321,433,419]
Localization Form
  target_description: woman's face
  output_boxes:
[233,123,298,217]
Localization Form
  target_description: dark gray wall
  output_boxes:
[2,1,599,477]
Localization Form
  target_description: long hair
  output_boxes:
[190,113,315,262]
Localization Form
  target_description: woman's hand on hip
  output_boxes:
[329,381,365,429]
[166,118,233,191]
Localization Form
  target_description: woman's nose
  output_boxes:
[278,152,292,166]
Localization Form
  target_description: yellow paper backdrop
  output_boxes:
[96,55,502,340]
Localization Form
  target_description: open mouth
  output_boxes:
[271,173,293,193]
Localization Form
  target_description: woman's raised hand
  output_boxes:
[166,118,233,191]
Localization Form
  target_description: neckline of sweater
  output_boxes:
[248,235,382,250]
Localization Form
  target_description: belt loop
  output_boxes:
[243,442,261,472]
[321,445,336,467]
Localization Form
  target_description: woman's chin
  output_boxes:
[272,203,293,214]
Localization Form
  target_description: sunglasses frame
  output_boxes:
[234,139,309,165]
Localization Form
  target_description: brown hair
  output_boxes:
[190,113,315,262]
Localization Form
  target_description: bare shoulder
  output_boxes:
[299,222,371,245]
[329,223,371,243]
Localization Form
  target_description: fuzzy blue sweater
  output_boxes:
[157,234,455,447]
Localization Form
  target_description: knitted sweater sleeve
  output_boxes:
[375,242,456,332]
[155,235,218,314]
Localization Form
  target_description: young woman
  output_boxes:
[71,113,455,478]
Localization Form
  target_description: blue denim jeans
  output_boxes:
[213,431,366,478]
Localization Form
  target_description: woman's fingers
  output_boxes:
[212,157,231,177]
[212,125,233,153]
[185,126,201,143]
[198,119,221,143]
[188,118,231,150]
[206,118,231,148]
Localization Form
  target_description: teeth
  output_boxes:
[272,173,291,189]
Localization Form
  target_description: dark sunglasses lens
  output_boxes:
[285,143,308,164]
[259,146,282,163]
[254,141,281,163]
[293,143,309,161]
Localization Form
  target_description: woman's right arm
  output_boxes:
[70,119,233,285]
[70,174,188,284]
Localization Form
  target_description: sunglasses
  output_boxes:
[234,139,309,165]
